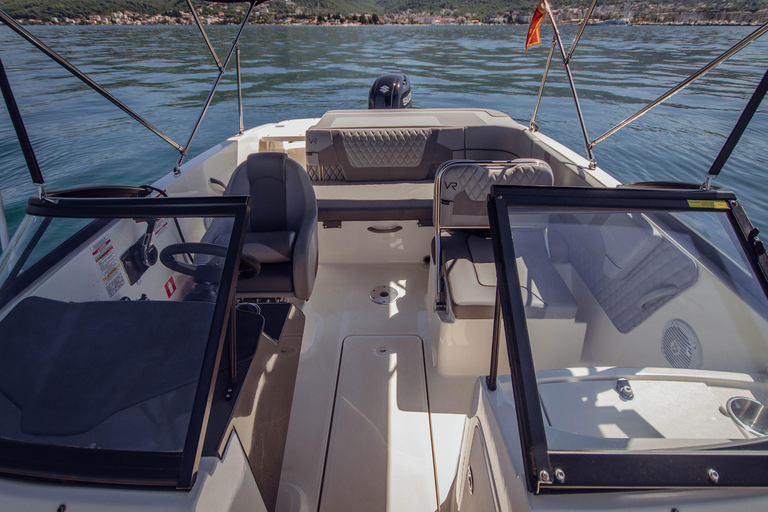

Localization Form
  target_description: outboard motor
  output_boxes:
[368,73,412,109]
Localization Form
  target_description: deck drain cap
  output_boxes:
[370,285,399,304]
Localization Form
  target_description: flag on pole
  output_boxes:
[525,1,547,52]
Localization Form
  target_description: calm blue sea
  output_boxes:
[1,24,767,234]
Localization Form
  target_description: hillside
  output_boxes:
[2,0,767,20]
[0,1,189,20]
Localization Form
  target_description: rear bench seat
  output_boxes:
[306,109,526,183]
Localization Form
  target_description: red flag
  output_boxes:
[525,1,547,52]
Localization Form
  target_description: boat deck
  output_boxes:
[278,262,474,512]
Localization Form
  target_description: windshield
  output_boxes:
[0,195,248,486]
[510,207,768,452]
[489,186,768,490]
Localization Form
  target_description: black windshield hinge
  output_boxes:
[748,228,766,256]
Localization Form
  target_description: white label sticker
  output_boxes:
[154,219,169,237]
[92,235,125,298]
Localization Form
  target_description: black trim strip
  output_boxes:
[317,199,432,223]
[500,185,737,211]
[0,439,181,487]
[177,195,250,489]
[26,195,251,218]
[488,192,550,493]
[547,451,768,489]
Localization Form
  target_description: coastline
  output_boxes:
[3,7,767,27]
[2,19,765,27]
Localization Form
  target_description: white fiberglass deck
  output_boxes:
[321,335,436,511]
[277,262,473,512]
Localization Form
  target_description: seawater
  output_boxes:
[0,24,767,234]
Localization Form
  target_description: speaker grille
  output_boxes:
[662,319,701,369]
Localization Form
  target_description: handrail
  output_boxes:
[433,160,480,311]
[529,0,597,149]
[486,289,502,391]
[174,0,260,174]
[529,37,556,132]
[590,21,768,150]
[237,45,244,135]
[0,189,9,250]
[0,9,184,153]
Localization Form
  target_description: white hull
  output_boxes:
[3,109,768,511]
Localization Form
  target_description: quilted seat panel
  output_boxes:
[340,129,432,168]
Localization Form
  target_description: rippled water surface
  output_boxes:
[1,25,767,233]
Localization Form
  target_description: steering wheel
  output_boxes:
[159,243,261,282]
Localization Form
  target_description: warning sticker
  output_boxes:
[165,277,176,298]
[154,219,169,237]
[92,235,125,298]
[687,200,729,209]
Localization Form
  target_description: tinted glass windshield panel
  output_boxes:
[0,211,235,453]
[507,207,768,452]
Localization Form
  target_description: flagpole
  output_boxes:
[542,0,595,167]
[530,36,557,132]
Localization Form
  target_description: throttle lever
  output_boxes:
[139,218,158,267]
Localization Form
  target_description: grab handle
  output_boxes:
[637,285,678,310]
[209,177,226,193]
[367,226,402,234]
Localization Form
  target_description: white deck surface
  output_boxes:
[320,335,436,512]
[277,262,473,512]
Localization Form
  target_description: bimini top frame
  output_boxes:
[0,0,263,193]
[527,4,768,181]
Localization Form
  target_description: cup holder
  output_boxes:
[726,397,768,436]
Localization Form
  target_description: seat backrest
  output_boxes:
[432,159,554,311]
[225,153,313,233]
[305,109,528,183]
[306,126,458,182]
[435,159,554,230]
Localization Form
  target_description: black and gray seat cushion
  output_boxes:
[440,230,577,320]
[437,159,554,228]
[548,213,698,333]
[203,153,318,300]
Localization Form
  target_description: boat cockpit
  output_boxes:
[2,6,768,510]
[2,105,768,510]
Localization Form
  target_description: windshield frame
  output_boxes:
[487,184,768,493]
[0,193,250,489]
